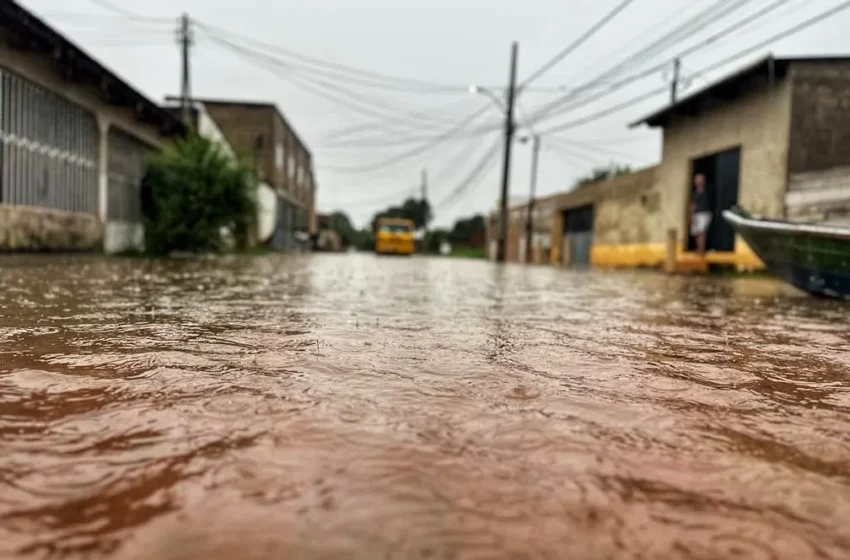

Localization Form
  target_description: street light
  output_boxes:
[468,42,518,264]
[468,84,506,111]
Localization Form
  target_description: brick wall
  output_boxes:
[204,104,274,180]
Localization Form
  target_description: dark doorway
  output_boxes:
[688,147,741,252]
[563,204,594,266]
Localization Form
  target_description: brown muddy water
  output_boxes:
[1,253,849,559]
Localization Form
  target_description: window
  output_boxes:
[275,143,284,171]
[380,223,411,234]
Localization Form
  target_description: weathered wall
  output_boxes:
[786,165,850,225]
[539,167,661,267]
[0,43,166,150]
[656,74,793,265]
[787,61,850,174]
[0,41,170,253]
[0,205,102,251]
[197,106,236,160]
[207,103,315,233]
[783,62,850,226]
[204,104,275,180]
[589,168,663,267]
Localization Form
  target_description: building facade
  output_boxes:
[196,99,316,251]
[165,100,278,246]
[0,0,183,253]
[632,56,850,270]
[491,55,850,272]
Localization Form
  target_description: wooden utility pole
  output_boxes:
[496,42,519,263]
[524,134,541,264]
[179,13,193,125]
[421,168,429,234]
[670,57,681,105]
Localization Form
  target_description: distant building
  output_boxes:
[492,55,850,271]
[0,0,183,252]
[164,99,277,245]
[314,214,342,252]
[188,98,317,251]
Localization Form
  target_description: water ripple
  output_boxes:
[0,254,849,558]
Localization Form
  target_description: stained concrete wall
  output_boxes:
[787,61,850,174]
[784,62,850,225]
[656,73,793,263]
[0,41,169,252]
[0,205,101,251]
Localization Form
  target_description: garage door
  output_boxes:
[563,204,594,267]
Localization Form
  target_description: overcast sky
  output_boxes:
[19,0,850,227]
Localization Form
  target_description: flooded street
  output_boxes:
[2,253,850,559]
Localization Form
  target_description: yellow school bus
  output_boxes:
[375,217,415,256]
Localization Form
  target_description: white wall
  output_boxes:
[256,182,277,243]
[197,107,236,160]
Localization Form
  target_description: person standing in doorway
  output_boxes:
[690,173,712,256]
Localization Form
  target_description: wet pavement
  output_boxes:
[1,253,850,559]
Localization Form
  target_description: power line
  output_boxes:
[195,20,488,95]
[207,35,487,134]
[548,136,640,161]
[84,0,171,22]
[319,106,496,173]
[330,186,421,209]
[530,0,808,128]
[319,97,479,144]
[527,0,752,123]
[434,138,502,210]
[521,0,637,88]
[536,0,850,135]
[207,33,504,169]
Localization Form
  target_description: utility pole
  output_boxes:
[525,134,540,264]
[421,168,429,234]
[496,41,519,263]
[420,168,428,203]
[179,13,193,125]
[670,57,681,105]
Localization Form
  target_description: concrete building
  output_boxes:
[0,0,183,252]
[492,55,850,271]
[164,99,277,246]
[190,99,317,251]
[630,55,850,270]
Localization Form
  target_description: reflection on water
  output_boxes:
[1,254,849,559]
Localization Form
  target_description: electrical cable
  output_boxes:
[84,0,172,22]
[319,97,480,144]
[194,19,486,95]
[207,35,488,134]
[315,105,496,173]
[433,138,502,210]
[532,0,839,132]
[548,136,639,161]
[520,0,637,89]
[527,0,758,124]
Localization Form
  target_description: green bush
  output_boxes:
[141,132,257,256]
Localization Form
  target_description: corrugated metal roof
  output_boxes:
[0,0,183,134]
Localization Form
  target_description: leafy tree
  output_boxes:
[354,229,375,251]
[370,198,432,231]
[423,228,450,253]
[141,132,256,255]
[450,215,486,245]
[328,211,357,248]
[574,164,632,189]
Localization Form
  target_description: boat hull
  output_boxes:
[723,209,850,299]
